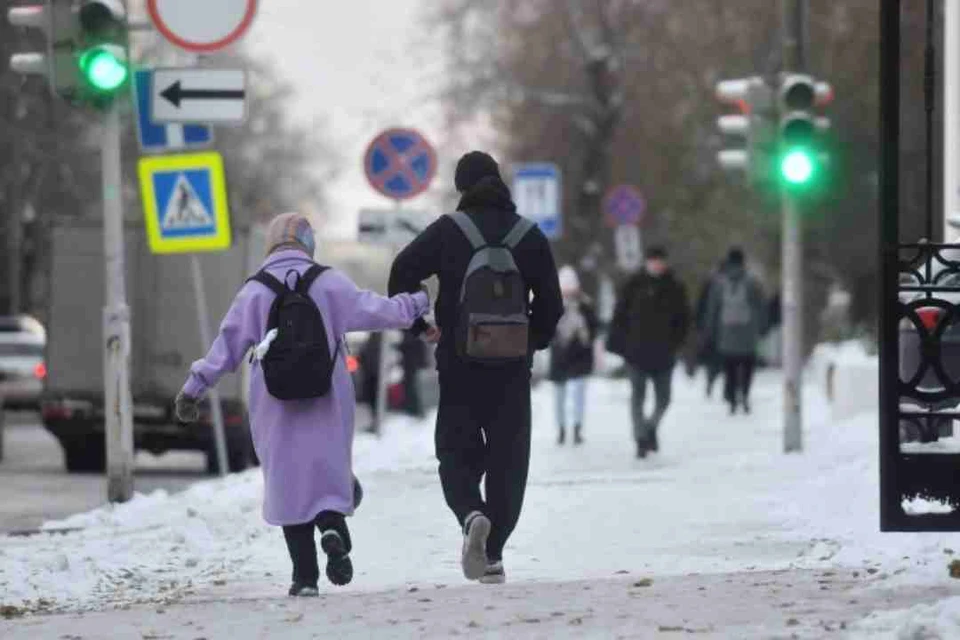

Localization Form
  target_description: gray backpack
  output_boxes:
[719,276,752,327]
[449,212,536,363]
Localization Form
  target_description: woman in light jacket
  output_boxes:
[549,266,598,445]
[175,212,429,597]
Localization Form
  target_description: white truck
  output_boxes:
[41,219,264,474]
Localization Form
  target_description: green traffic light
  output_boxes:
[79,46,128,92]
[780,149,815,185]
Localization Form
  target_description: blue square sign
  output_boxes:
[134,70,213,153]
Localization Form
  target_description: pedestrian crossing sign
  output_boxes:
[138,151,232,254]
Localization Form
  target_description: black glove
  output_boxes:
[175,391,200,423]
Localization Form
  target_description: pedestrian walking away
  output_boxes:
[174,212,430,597]
[550,265,598,446]
[606,245,690,459]
[388,150,563,585]
[695,259,729,399]
[705,247,767,415]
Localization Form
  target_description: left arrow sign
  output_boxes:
[152,68,247,125]
[161,81,246,108]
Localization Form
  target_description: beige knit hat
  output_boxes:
[264,212,316,257]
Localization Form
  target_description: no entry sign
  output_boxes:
[364,128,437,201]
[148,0,258,53]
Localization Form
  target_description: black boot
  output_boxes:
[558,428,566,445]
[649,430,659,452]
[573,425,583,445]
[636,440,648,459]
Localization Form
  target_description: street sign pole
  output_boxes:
[102,101,135,503]
[190,255,229,474]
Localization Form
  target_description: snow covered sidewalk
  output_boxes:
[4,364,960,637]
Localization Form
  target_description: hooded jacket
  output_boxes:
[388,176,563,371]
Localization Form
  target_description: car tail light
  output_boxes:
[225,413,244,427]
[34,362,47,380]
[917,307,944,331]
[346,355,360,374]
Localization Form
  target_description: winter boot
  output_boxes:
[461,511,491,580]
[320,529,353,586]
[743,398,752,414]
[558,428,566,445]
[636,440,648,459]
[573,425,583,445]
[479,561,506,584]
[288,583,320,597]
[649,429,659,453]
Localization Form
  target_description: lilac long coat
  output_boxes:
[181,249,429,526]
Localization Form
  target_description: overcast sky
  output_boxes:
[244,0,449,238]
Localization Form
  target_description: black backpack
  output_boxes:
[247,264,340,400]
[449,212,535,363]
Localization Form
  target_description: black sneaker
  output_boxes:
[288,582,319,597]
[320,530,353,586]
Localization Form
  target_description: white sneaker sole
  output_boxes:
[461,514,491,580]
[479,571,505,584]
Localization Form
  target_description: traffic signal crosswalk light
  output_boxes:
[777,74,832,191]
[7,0,129,107]
[715,76,776,185]
[77,0,129,98]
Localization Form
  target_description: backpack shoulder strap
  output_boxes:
[247,270,286,297]
[449,212,486,250]
[502,216,536,249]
[296,264,331,295]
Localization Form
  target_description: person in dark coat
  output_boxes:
[695,259,729,398]
[606,245,690,458]
[388,151,563,585]
[705,247,767,415]
[549,265,598,446]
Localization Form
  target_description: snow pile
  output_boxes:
[808,339,878,421]
[852,597,960,639]
[902,496,956,516]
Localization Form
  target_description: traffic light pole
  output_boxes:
[781,0,805,453]
[102,101,135,502]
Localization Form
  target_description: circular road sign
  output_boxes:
[148,0,259,53]
[603,184,646,227]
[364,128,437,201]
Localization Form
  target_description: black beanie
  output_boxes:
[727,247,745,266]
[455,151,501,193]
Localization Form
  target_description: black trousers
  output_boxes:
[435,364,532,562]
[281,511,351,587]
[627,366,673,443]
[723,355,756,408]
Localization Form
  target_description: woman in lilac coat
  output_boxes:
[175,213,429,597]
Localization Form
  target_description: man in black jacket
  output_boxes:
[388,151,562,585]
[607,246,690,458]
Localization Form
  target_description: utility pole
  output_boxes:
[781,0,805,453]
[945,0,960,240]
[102,100,134,502]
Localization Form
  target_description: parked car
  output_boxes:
[898,251,960,442]
[0,315,47,411]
